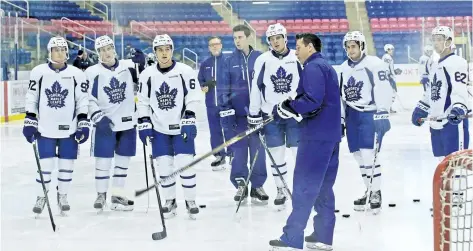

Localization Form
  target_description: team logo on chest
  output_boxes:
[270,66,293,94]
[155,81,178,111]
[344,76,363,102]
[431,74,442,101]
[104,77,127,104]
[45,81,68,109]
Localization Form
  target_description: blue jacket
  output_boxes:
[219,46,262,116]
[198,53,227,108]
[289,52,341,142]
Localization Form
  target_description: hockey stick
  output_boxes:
[135,116,274,197]
[257,133,292,199]
[32,141,56,232]
[419,113,472,122]
[143,144,150,213]
[359,134,380,232]
[146,141,167,241]
[235,147,260,214]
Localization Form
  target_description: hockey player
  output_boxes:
[85,35,141,211]
[382,44,397,113]
[418,45,434,91]
[269,33,341,251]
[198,36,231,171]
[23,36,90,215]
[249,23,301,209]
[137,34,201,218]
[340,31,393,214]
[411,26,470,205]
[219,25,268,205]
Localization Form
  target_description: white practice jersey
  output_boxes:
[85,59,139,132]
[421,53,470,129]
[382,53,395,80]
[249,49,301,115]
[340,55,393,118]
[137,61,201,135]
[25,63,89,138]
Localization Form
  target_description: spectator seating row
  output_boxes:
[0,0,101,20]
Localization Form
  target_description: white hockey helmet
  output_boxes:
[95,35,116,63]
[153,34,174,52]
[384,44,394,52]
[265,23,288,48]
[343,31,367,59]
[432,26,454,40]
[47,36,69,64]
[424,44,433,54]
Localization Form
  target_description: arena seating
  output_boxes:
[0,0,101,20]
[95,2,222,26]
[366,0,472,18]
[372,31,422,63]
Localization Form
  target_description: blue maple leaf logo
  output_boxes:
[103,77,127,104]
[430,74,441,101]
[155,82,178,111]
[270,66,293,94]
[45,81,68,109]
[343,77,363,102]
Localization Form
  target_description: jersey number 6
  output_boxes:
[190,79,196,89]
[378,71,387,81]
[455,72,467,84]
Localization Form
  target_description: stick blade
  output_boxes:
[152,230,167,240]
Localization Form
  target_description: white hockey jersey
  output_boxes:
[421,53,470,129]
[249,49,301,115]
[382,53,395,80]
[25,63,89,138]
[137,61,201,135]
[340,55,393,118]
[85,59,138,132]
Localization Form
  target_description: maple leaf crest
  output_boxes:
[343,76,363,102]
[430,74,442,102]
[45,81,68,109]
[103,77,127,104]
[155,81,178,111]
[270,66,293,94]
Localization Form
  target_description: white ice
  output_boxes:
[1,86,471,251]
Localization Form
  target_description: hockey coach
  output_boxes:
[269,33,342,250]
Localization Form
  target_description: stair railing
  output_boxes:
[60,17,96,51]
[1,0,29,18]
[83,0,109,21]
[183,48,198,70]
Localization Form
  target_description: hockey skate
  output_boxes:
[353,192,368,211]
[33,196,46,217]
[57,193,70,216]
[305,236,334,250]
[185,200,199,220]
[269,239,297,251]
[110,195,134,211]
[93,192,107,213]
[369,190,382,215]
[274,188,287,211]
[234,178,248,204]
[250,187,269,205]
[211,155,226,171]
[162,199,177,218]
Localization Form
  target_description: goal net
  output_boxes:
[433,149,473,251]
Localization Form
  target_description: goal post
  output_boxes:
[433,149,473,251]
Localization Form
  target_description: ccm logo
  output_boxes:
[181,120,195,125]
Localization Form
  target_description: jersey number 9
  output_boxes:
[80,81,89,93]
[455,72,467,84]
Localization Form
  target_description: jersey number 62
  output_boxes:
[455,72,467,84]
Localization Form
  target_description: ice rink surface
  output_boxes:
[1,87,471,251]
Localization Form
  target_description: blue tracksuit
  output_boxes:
[198,53,228,157]
[219,46,267,188]
[279,52,341,249]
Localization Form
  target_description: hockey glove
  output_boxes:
[411,101,429,126]
[181,111,197,142]
[23,113,38,143]
[91,111,113,136]
[202,80,217,89]
[276,100,302,122]
[447,104,467,125]
[219,108,236,131]
[247,114,264,135]
[75,115,91,144]
[137,117,153,145]
[374,111,391,139]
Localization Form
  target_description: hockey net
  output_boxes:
[433,149,473,251]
